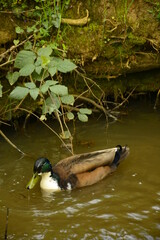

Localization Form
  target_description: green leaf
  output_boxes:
[61,95,74,105]
[24,41,33,50]
[48,66,57,76]
[9,86,29,100]
[37,46,52,57]
[79,108,92,115]
[35,66,42,75]
[50,85,68,96]
[32,71,49,81]
[6,71,20,85]
[15,26,24,34]
[77,113,88,122]
[19,63,35,76]
[60,130,71,139]
[13,39,19,46]
[67,112,74,120]
[14,50,36,69]
[41,55,50,67]
[40,80,58,94]
[0,83,3,97]
[51,57,77,73]
[24,82,36,89]
[42,95,60,114]
[29,88,39,100]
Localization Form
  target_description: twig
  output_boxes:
[0,130,26,155]
[0,35,33,59]
[18,108,73,155]
[4,208,9,240]
[111,86,137,111]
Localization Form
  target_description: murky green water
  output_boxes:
[0,100,160,239]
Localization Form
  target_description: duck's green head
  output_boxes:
[26,157,52,190]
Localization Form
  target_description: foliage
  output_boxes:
[0,0,93,144]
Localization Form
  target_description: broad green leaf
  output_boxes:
[40,80,58,94]
[9,86,29,100]
[14,50,36,69]
[0,83,3,97]
[24,41,33,50]
[41,55,50,67]
[48,66,57,76]
[29,88,39,100]
[15,26,24,34]
[67,112,74,120]
[35,66,42,75]
[77,112,88,122]
[50,85,68,96]
[61,95,74,105]
[51,57,77,73]
[32,71,49,81]
[37,46,52,57]
[6,71,20,85]
[19,63,35,76]
[79,108,92,115]
[24,82,36,89]
[42,95,60,114]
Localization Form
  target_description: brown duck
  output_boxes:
[26,145,129,192]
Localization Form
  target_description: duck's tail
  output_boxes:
[111,145,129,169]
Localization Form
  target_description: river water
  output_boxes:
[0,99,160,239]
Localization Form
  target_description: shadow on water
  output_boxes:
[0,98,160,239]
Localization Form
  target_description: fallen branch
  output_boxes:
[0,130,26,155]
[61,9,90,26]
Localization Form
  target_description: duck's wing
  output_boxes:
[53,146,129,178]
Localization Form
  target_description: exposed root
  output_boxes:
[61,9,90,26]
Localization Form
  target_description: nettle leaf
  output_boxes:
[24,82,36,89]
[42,95,60,114]
[61,95,74,106]
[41,55,50,67]
[49,85,68,96]
[67,112,74,120]
[9,86,29,100]
[32,71,49,82]
[40,80,58,94]
[51,57,77,73]
[29,88,39,100]
[48,66,57,76]
[0,83,3,97]
[6,71,20,85]
[77,113,88,122]
[35,66,42,75]
[19,63,35,76]
[38,46,52,57]
[14,50,36,69]
[79,108,92,115]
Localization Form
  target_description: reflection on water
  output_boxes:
[0,100,160,239]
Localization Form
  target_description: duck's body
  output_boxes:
[26,145,129,192]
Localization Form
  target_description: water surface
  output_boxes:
[0,100,160,239]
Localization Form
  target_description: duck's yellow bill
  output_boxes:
[26,172,40,190]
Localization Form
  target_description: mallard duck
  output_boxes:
[26,145,129,192]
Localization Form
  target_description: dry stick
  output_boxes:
[0,34,33,59]
[18,108,73,155]
[0,130,26,155]
[61,9,90,26]
[111,87,137,112]
[4,208,9,240]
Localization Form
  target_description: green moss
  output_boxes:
[128,32,146,45]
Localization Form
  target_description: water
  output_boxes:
[0,100,160,239]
